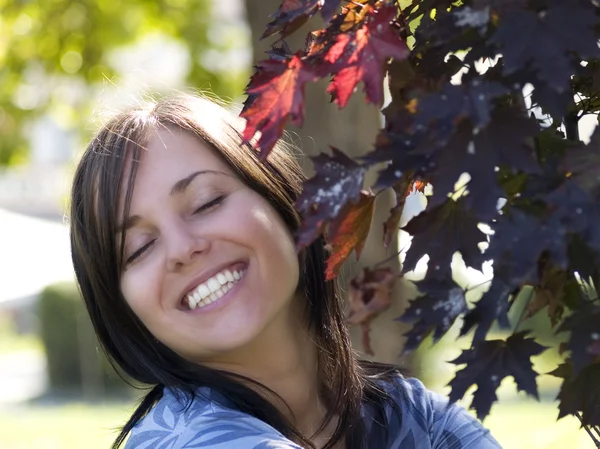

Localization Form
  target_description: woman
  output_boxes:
[69,93,501,449]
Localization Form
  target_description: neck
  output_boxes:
[203,296,330,438]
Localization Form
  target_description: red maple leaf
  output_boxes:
[325,4,409,108]
[325,191,375,280]
[241,55,319,158]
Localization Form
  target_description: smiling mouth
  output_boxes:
[182,263,247,310]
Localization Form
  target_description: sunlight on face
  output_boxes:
[119,126,301,363]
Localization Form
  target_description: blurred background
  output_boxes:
[0,0,595,447]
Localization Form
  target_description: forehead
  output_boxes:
[115,126,234,219]
[140,126,230,174]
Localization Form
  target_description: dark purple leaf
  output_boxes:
[296,147,367,248]
[398,276,468,352]
[423,108,540,220]
[460,277,513,342]
[558,306,600,375]
[550,362,600,426]
[448,332,547,420]
[485,209,567,286]
[415,80,509,131]
[402,198,488,279]
[491,2,600,92]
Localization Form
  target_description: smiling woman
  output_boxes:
[69,93,502,449]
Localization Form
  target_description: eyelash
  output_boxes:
[125,194,227,266]
[193,194,226,215]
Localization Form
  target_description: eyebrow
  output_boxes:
[116,169,225,233]
[170,170,224,196]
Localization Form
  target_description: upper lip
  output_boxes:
[178,259,247,303]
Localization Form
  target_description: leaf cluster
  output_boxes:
[241,0,600,440]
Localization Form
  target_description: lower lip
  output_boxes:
[185,271,246,315]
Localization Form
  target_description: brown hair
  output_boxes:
[69,93,398,449]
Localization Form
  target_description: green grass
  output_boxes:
[0,402,134,449]
[0,313,593,448]
[0,399,593,449]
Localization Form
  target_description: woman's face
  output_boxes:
[118,126,300,362]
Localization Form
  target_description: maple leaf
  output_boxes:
[325,4,409,108]
[543,180,600,255]
[423,108,541,220]
[525,262,578,328]
[561,127,600,201]
[530,82,574,121]
[398,276,468,352]
[242,55,319,158]
[402,198,488,279]
[448,332,547,420]
[368,124,433,189]
[558,306,600,375]
[482,59,572,120]
[484,209,567,287]
[304,2,369,60]
[347,267,399,354]
[296,148,367,249]
[261,0,322,40]
[460,277,513,342]
[550,362,600,426]
[414,80,509,131]
[491,1,600,92]
[325,192,375,280]
[413,5,493,65]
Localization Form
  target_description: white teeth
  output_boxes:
[207,278,221,293]
[185,268,246,310]
[197,284,210,298]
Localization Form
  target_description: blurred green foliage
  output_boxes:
[38,282,132,394]
[0,0,248,165]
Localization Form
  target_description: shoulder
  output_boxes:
[124,388,303,449]
[378,375,503,449]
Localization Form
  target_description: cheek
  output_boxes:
[120,267,162,323]
[246,206,300,290]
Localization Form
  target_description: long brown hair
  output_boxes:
[69,93,399,449]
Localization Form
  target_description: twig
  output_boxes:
[575,413,600,448]
[464,278,493,292]
[373,241,411,268]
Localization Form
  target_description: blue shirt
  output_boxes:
[124,376,502,448]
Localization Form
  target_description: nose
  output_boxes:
[165,219,210,272]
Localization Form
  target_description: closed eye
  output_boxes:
[125,195,226,267]
[193,194,226,215]
[126,240,155,265]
